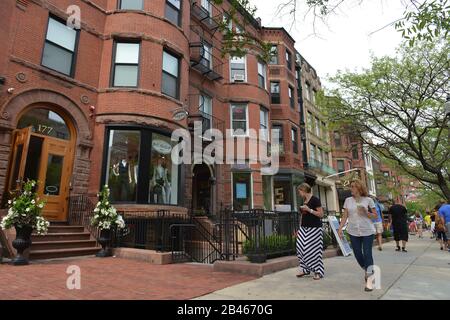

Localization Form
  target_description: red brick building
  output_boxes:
[1,1,343,261]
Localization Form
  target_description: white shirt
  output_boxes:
[344,197,376,237]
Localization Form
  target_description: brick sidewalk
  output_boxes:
[0,257,257,300]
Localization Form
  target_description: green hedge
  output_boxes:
[244,232,333,255]
[243,235,295,254]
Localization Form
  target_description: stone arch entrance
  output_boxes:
[192,163,215,216]
[0,89,93,221]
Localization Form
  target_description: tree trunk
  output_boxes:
[437,172,450,202]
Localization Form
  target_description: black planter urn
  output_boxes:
[96,229,112,257]
[247,253,267,264]
[12,225,33,266]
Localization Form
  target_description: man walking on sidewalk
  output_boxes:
[389,200,409,252]
[438,201,450,252]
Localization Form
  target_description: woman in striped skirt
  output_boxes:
[296,183,325,280]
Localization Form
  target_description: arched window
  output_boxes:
[17,108,70,140]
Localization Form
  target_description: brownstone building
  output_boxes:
[0,0,340,259]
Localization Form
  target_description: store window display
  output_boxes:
[106,130,140,202]
[104,129,179,205]
[149,134,178,205]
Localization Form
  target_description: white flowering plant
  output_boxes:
[0,180,49,235]
[91,185,125,231]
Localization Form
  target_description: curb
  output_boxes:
[214,248,340,277]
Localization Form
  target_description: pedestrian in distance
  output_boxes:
[388,200,409,252]
[430,210,436,239]
[437,201,450,252]
[295,183,325,281]
[424,211,431,231]
[414,212,424,239]
[371,196,384,251]
[338,180,378,292]
[434,206,447,251]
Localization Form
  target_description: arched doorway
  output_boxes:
[6,107,76,221]
[192,163,214,216]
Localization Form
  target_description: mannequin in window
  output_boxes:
[116,158,131,201]
[150,157,170,204]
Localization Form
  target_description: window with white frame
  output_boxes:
[223,13,232,31]
[286,49,292,70]
[231,104,248,135]
[260,107,269,141]
[310,143,316,160]
[317,147,323,163]
[162,50,180,98]
[201,0,212,16]
[271,82,280,104]
[305,82,311,101]
[289,86,295,109]
[269,45,278,65]
[292,127,298,154]
[200,94,212,132]
[112,42,140,87]
[165,0,181,26]
[42,17,78,77]
[315,117,321,137]
[258,61,267,89]
[324,151,330,166]
[230,56,246,82]
[201,41,212,69]
[235,25,244,40]
[273,124,284,153]
[337,160,345,173]
[119,0,143,10]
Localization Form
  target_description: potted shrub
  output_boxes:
[91,185,126,257]
[243,238,267,263]
[0,180,49,265]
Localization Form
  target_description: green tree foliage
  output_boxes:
[318,40,450,201]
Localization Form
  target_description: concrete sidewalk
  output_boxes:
[196,233,450,300]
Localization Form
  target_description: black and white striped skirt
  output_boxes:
[296,227,324,277]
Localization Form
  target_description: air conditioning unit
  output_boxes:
[233,74,245,82]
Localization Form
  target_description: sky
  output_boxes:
[249,0,408,89]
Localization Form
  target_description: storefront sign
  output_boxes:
[328,216,353,257]
[152,139,172,155]
[172,110,188,121]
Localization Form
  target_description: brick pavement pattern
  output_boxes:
[0,257,256,300]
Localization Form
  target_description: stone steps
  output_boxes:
[29,224,100,260]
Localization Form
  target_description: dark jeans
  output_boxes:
[349,234,375,271]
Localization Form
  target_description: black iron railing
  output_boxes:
[68,195,99,243]
[108,208,338,264]
[112,211,191,252]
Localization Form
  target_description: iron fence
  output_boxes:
[68,195,99,243]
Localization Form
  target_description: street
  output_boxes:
[196,233,450,300]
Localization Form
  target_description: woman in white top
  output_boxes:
[338,180,378,292]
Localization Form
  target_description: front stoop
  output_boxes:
[213,249,340,277]
[30,225,100,260]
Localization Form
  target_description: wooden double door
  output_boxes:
[7,127,74,221]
